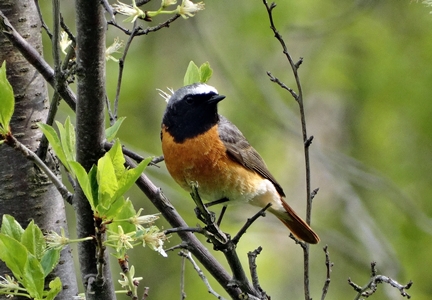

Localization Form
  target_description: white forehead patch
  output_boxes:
[191,84,218,95]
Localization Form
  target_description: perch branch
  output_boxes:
[321,245,333,300]
[179,250,227,300]
[349,262,412,299]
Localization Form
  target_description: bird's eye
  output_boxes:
[185,96,194,104]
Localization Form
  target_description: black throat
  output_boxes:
[163,112,219,143]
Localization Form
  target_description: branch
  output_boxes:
[3,133,73,204]
[113,21,141,123]
[124,156,243,299]
[189,183,265,298]
[0,10,77,111]
[247,247,268,298]
[231,204,271,245]
[321,246,333,300]
[349,262,413,299]
[262,1,317,299]
[73,0,114,298]
[179,250,227,300]
[108,14,181,36]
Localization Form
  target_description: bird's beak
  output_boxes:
[208,94,226,104]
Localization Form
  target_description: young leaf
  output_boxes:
[38,123,68,170]
[106,117,126,142]
[64,117,76,162]
[97,153,118,214]
[108,139,126,180]
[44,277,62,300]
[0,233,28,280]
[68,161,94,207]
[88,165,99,209]
[108,199,136,233]
[23,253,44,299]
[40,248,61,277]
[199,61,213,83]
[21,220,46,260]
[183,61,200,86]
[56,118,75,164]
[112,156,152,202]
[0,62,14,135]
[0,214,24,241]
[102,195,127,220]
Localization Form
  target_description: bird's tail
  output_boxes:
[271,198,320,244]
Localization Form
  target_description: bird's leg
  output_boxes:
[205,197,229,207]
[189,182,228,244]
[216,205,228,227]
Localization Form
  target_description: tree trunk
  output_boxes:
[0,0,78,299]
[73,0,116,298]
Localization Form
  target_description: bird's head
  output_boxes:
[162,83,226,142]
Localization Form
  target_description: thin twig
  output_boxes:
[321,245,333,300]
[114,21,140,123]
[179,250,227,300]
[231,203,271,245]
[60,15,76,46]
[100,0,115,21]
[3,133,73,204]
[103,141,163,167]
[0,10,77,110]
[107,14,181,36]
[189,183,259,297]
[34,0,53,38]
[311,188,320,200]
[36,0,62,161]
[262,1,315,299]
[180,251,186,300]
[216,205,227,227]
[349,262,413,299]
[189,182,228,244]
[126,157,243,299]
[247,247,268,298]
[164,227,205,235]
[141,287,150,300]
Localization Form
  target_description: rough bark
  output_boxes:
[0,0,78,299]
[72,0,115,299]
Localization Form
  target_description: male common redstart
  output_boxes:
[161,83,319,244]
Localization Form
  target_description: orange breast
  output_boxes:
[161,125,263,203]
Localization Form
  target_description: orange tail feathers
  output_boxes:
[273,198,320,244]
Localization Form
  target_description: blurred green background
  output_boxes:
[39,0,432,299]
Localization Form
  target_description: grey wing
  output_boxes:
[217,115,285,197]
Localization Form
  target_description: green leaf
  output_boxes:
[97,153,118,214]
[0,62,14,135]
[40,248,61,277]
[56,117,75,165]
[23,253,44,298]
[21,220,46,260]
[38,123,68,170]
[106,117,126,142]
[101,195,125,220]
[0,233,27,280]
[108,139,126,180]
[1,214,24,241]
[199,62,213,83]
[183,61,200,86]
[43,277,62,300]
[108,199,136,233]
[68,161,94,207]
[112,156,152,202]
[0,234,44,298]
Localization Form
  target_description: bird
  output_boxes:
[160,83,319,244]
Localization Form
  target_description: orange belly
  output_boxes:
[161,125,264,203]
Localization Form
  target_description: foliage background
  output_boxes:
[37,0,432,299]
